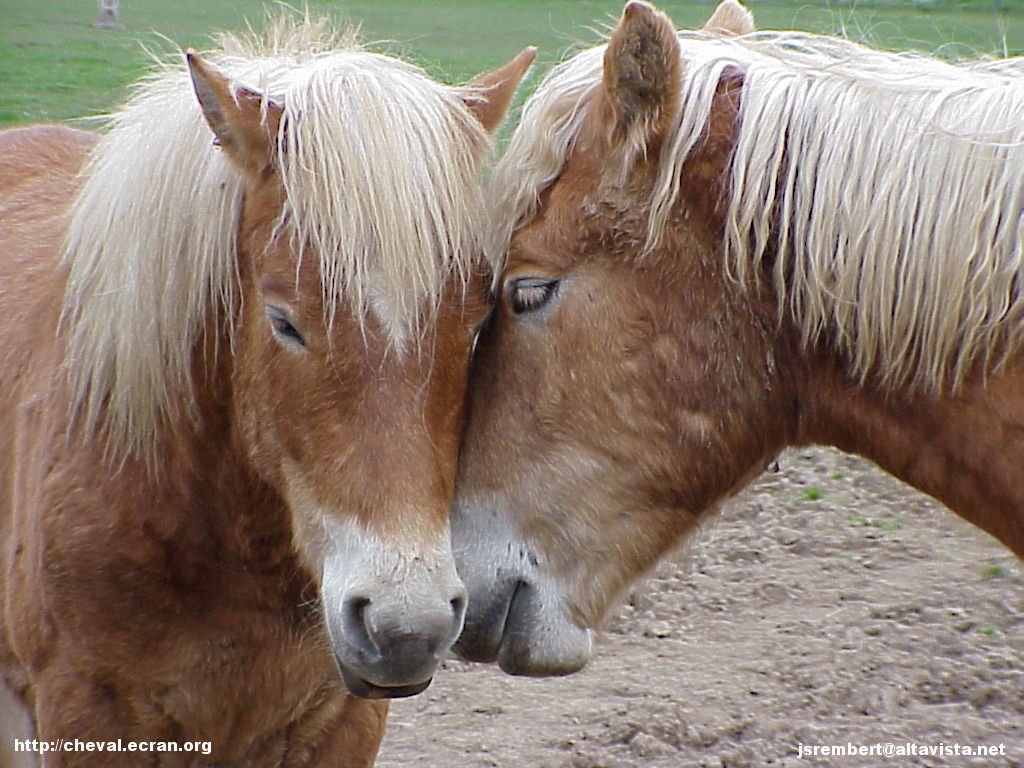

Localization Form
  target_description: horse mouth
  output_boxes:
[453,579,524,664]
[456,579,594,676]
[337,663,433,700]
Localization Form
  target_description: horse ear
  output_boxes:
[463,47,537,134]
[186,51,283,173]
[602,1,682,155]
[703,0,755,36]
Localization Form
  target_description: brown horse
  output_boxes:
[0,16,531,767]
[452,0,1024,678]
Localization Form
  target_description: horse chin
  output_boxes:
[499,581,594,676]
[337,663,433,700]
[496,631,592,677]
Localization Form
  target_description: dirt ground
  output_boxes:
[376,447,1022,768]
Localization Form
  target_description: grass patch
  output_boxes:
[981,564,1007,579]
[2,0,1024,127]
[850,515,904,532]
[802,487,825,502]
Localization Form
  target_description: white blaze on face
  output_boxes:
[367,282,411,351]
[320,515,463,628]
[282,462,466,689]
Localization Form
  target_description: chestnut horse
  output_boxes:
[0,17,531,767]
[453,0,1024,677]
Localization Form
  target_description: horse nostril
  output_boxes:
[443,592,468,652]
[341,595,378,659]
[450,594,466,620]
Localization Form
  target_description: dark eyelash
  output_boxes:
[510,279,559,314]
[266,307,305,347]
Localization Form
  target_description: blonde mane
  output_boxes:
[491,32,1024,395]
[62,15,490,457]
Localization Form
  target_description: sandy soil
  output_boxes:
[376,447,1022,768]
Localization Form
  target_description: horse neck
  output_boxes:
[795,354,1024,556]
[667,89,1024,556]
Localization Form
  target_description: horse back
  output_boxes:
[0,125,94,422]
[0,124,94,326]
[0,124,95,209]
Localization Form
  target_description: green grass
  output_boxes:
[2,0,1023,126]
[981,564,1008,579]
[850,514,904,531]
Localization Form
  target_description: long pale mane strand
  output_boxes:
[491,31,1024,395]
[62,14,489,458]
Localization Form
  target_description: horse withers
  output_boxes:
[0,16,532,767]
[453,0,1024,677]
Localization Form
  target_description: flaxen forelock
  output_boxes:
[62,14,490,458]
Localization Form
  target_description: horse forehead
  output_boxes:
[511,216,621,277]
[506,224,562,274]
[508,180,598,272]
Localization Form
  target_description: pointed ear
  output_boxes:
[602,1,682,154]
[703,0,755,36]
[186,51,283,173]
[463,47,537,134]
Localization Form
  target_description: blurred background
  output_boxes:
[2,0,1023,128]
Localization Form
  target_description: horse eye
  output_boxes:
[266,306,305,348]
[509,278,559,315]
